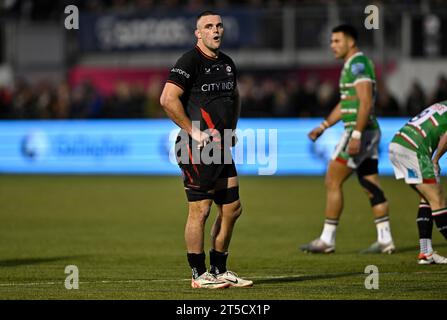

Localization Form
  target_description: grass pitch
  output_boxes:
[0,175,446,300]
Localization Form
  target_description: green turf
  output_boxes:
[0,175,446,299]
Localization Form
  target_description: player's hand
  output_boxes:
[347,137,361,156]
[308,127,324,142]
[191,129,211,149]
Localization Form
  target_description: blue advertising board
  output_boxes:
[0,118,431,176]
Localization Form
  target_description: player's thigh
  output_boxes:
[215,176,239,191]
[215,198,242,221]
[409,184,429,203]
[188,198,213,219]
[351,130,380,167]
[214,163,240,206]
[325,159,353,187]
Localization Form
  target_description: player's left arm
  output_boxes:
[432,132,447,174]
[347,80,373,155]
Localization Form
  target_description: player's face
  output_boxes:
[195,15,224,52]
[330,32,350,59]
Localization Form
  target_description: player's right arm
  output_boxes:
[432,132,447,175]
[308,103,342,142]
[160,83,192,134]
[160,83,209,147]
[160,53,209,146]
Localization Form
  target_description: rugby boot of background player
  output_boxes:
[300,238,335,254]
[360,241,395,254]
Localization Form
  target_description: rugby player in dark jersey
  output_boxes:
[160,11,252,289]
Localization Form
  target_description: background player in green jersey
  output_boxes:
[301,25,395,254]
[389,101,447,264]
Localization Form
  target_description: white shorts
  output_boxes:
[388,142,439,184]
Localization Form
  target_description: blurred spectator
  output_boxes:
[405,80,426,116]
[102,81,133,118]
[185,0,205,13]
[70,80,103,118]
[296,76,319,117]
[11,79,36,118]
[238,74,258,117]
[111,0,131,12]
[52,82,71,119]
[134,0,155,11]
[430,74,447,104]
[84,0,105,13]
[0,86,13,119]
[272,85,289,117]
[376,80,401,116]
[144,77,165,118]
[257,78,276,117]
[316,80,338,116]
[128,82,146,118]
[3,70,447,120]
[239,74,273,117]
[33,79,55,119]
[283,77,301,117]
[2,0,440,20]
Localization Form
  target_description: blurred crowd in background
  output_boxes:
[5,0,444,20]
[1,0,447,120]
[1,73,447,120]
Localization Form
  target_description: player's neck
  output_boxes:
[196,42,219,59]
[343,48,359,62]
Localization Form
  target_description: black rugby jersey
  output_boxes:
[167,45,238,139]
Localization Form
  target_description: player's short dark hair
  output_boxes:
[332,24,358,42]
[197,10,220,22]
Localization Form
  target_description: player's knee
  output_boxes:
[232,201,243,220]
[222,200,242,221]
[417,184,445,209]
[357,175,386,206]
[435,191,446,208]
[429,197,445,211]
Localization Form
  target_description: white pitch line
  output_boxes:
[0,279,189,287]
[0,275,308,287]
[0,271,446,288]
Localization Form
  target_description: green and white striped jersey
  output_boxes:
[392,101,447,156]
[339,52,379,130]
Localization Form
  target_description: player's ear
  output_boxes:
[348,37,355,49]
[195,29,201,40]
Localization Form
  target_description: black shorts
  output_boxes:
[175,135,239,203]
[179,160,239,203]
[177,147,238,204]
[180,159,236,189]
